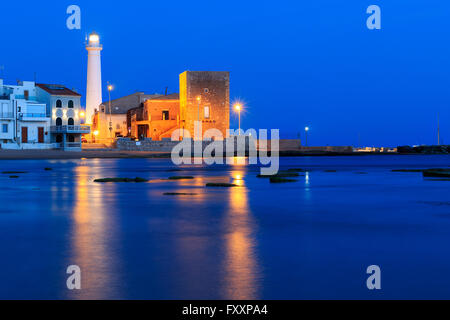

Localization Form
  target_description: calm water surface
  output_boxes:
[0,155,450,299]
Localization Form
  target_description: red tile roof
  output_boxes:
[36,83,81,97]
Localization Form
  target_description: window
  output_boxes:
[24,90,29,100]
[2,124,7,133]
[68,118,74,126]
[204,106,210,119]
[68,100,74,108]
[56,134,63,143]
[56,100,62,108]
[162,110,169,120]
[204,88,209,93]
[68,135,75,143]
[116,124,121,130]
[56,118,62,126]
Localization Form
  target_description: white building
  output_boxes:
[85,32,103,125]
[0,80,51,150]
[36,84,90,151]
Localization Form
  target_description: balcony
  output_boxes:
[14,95,38,101]
[19,113,48,121]
[50,125,91,134]
[0,112,14,119]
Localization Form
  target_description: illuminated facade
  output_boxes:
[127,71,230,140]
[179,71,230,140]
[91,92,160,143]
[129,93,180,140]
[36,84,90,151]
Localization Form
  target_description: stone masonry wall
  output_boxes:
[116,136,254,154]
[179,71,230,139]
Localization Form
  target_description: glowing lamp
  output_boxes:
[89,34,99,43]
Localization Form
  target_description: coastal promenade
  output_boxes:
[0,149,172,160]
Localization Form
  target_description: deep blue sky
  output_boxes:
[0,0,448,146]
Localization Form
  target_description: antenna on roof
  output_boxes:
[165,87,168,96]
[34,72,36,83]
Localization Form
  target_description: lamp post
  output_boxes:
[107,82,113,143]
[305,127,309,146]
[234,104,242,135]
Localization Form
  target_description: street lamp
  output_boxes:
[234,104,242,135]
[305,127,310,146]
[107,82,113,142]
[93,130,99,142]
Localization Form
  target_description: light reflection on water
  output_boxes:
[224,170,259,299]
[66,161,121,299]
[165,168,260,299]
[60,160,262,299]
[2,155,450,299]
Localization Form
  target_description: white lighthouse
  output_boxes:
[85,32,103,125]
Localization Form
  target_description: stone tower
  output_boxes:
[179,71,230,140]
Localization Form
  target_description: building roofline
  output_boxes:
[36,83,82,97]
[101,91,160,105]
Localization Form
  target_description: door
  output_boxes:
[38,127,44,143]
[21,127,28,143]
